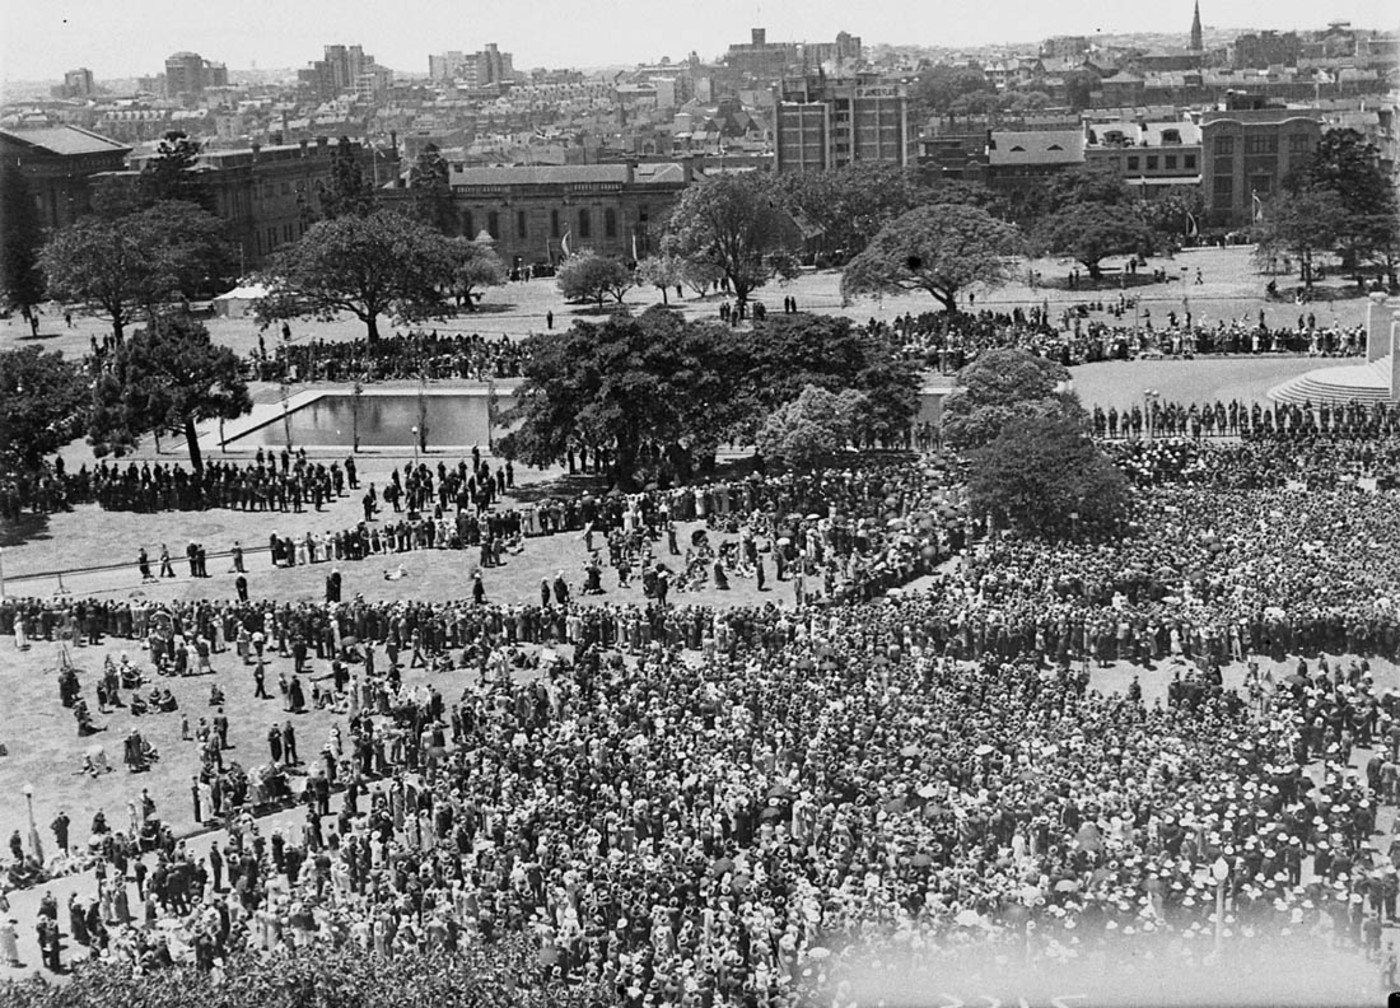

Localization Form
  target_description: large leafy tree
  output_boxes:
[89,313,250,472]
[635,252,684,304]
[137,130,210,209]
[0,160,46,333]
[255,209,453,341]
[757,384,865,470]
[968,410,1127,539]
[0,347,88,474]
[1252,189,1345,289]
[556,252,634,307]
[770,162,931,262]
[319,136,376,219]
[499,306,746,488]
[40,200,232,341]
[1033,201,1155,280]
[1282,128,1398,281]
[447,236,506,310]
[665,173,801,304]
[741,313,919,444]
[942,348,1076,451]
[841,203,1023,312]
[409,142,457,233]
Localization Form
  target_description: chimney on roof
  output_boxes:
[251,141,261,162]
[752,28,766,46]
[300,138,309,156]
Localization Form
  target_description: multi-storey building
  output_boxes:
[1084,119,1202,200]
[51,68,96,100]
[772,75,915,173]
[0,124,132,229]
[1200,107,1322,228]
[164,52,227,101]
[382,162,690,268]
[725,28,862,80]
[298,45,387,101]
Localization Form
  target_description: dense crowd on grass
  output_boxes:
[5,447,1400,1004]
[873,306,1367,373]
[250,331,531,385]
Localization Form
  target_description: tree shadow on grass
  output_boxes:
[0,511,54,548]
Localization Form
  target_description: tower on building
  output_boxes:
[1190,1,1203,52]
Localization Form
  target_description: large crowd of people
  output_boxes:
[5,439,1400,1002]
[250,331,532,385]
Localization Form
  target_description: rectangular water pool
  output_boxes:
[227,392,513,448]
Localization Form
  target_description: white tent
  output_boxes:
[213,283,270,319]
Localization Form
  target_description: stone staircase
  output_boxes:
[1268,356,1394,406]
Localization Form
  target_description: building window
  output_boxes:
[462,211,474,237]
[1250,176,1272,195]
[578,208,591,239]
[1146,156,1158,170]
[1288,134,1311,153]
[280,182,291,195]
[487,211,499,239]
[284,223,293,242]
[267,226,277,250]
[1161,129,1181,144]
[1244,134,1278,155]
[551,209,560,238]
[1214,136,1235,155]
[1214,157,1234,176]
[1213,175,1234,208]
[1126,156,1139,171]
[1185,154,1197,170]
[517,210,527,239]
[1164,155,1177,170]
[604,207,617,239]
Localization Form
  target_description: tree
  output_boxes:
[1283,128,1398,282]
[1033,201,1155,280]
[665,173,801,304]
[1137,188,1206,244]
[446,236,506,310]
[0,161,45,333]
[635,253,684,304]
[841,203,1023,312]
[741,313,920,444]
[910,64,992,116]
[40,200,232,341]
[756,384,865,469]
[556,252,634,308]
[255,209,453,341]
[89,313,250,472]
[968,411,1126,539]
[942,348,1075,451]
[408,143,457,234]
[499,306,746,488]
[770,162,931,262]
[319,136,375,219]
[1045,162,1134,213]
[1252,189,1345,289]
[137,130,209,209]
[0,347,87,474]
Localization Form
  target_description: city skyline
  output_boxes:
[1,0,1396,83]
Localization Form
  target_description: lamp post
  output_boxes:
[1211,856,1230,956]
[411,427,419,465]
[22,783,43,863]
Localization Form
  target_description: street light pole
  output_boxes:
[1212,856,1230,957]
[23,783,43,864]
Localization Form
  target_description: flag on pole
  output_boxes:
[631,233,639,261]
[561,229,572,257]
[1186,210,1199,238]
[1251,192,1264,223]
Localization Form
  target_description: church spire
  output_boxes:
[1190,0,1203,51]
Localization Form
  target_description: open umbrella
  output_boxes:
[806,946,830,960]
[900,743,922,758]
[975,743,995,757]
[911,853,934,867]
[954,909,983,927]
[709,857,735,877]
[760,806,783,821]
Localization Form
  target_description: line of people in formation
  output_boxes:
[4,451,359,516]
[1092,398,1400,441]
[1104,436,1400,490]
[2,596,1394,1002]
[877,304,1366,374]
[249,331,531,385]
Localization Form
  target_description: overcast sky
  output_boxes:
[1,0,1396,81]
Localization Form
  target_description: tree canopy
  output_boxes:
[137,130,210,209]
[408,143,457,233]
[1033,201,1155,279]
[0,347,88,474]
[40,200,232,340]
[318,136,376,220]
[942,348,1074,451]
[968,410,1127,539]
[447,236,507,310]
[255,209,453,341]
[840,203,1023,312]
[499,306,746,488]
[0,160,45,332]
[635,253,684,304]
[756,384,865,470]
[1252,189,1346,288]
[769,162,932,262]
[665,174,801,303]
[555,252,634,308]
[89,313,250,472]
